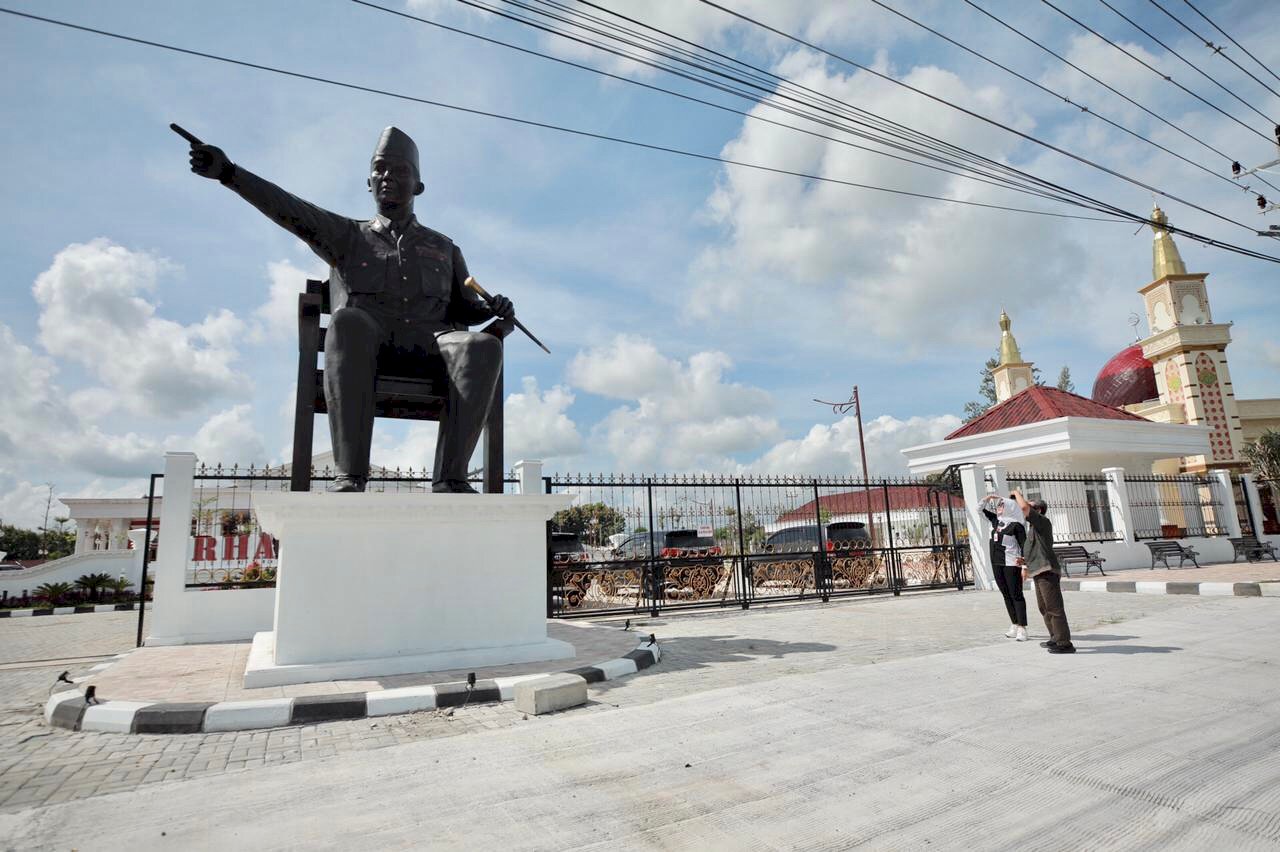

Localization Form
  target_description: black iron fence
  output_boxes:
[1004,472,1122,544]
[181,463,517,589]
[1126,474,1226,540]
[543,473,971,618]
[1256,479,1280,536]
[1232,475,1255,537]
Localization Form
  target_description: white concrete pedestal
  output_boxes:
[244,492,574,687]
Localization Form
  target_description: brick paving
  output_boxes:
[0,591,1224,812]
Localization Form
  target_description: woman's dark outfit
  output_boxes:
[984,508,1027,627]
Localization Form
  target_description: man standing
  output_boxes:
[184,126,513,493]
[1012,490,1075,654]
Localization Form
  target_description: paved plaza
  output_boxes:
[1,589,1278,849]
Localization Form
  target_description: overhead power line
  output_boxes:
[690,0,1271,232]
[960,0,1279,196]
[868,0,1264,201]
[1180,0,1280,88]
[1149,0,1280,101]
[1094,0,1277,127]
[1038,0,1277,149]
[0,6,1120,224]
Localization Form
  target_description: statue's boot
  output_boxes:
[433,330,502,491]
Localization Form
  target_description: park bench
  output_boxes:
[1229,536,1278,563]
[1144,540,1201,570]
[1052,545,1106,577]
[290,279,510,493]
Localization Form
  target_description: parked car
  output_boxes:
[549,531,591,565]
[756,521,871,556]
[610,529,723,560]
[748,522,874,592]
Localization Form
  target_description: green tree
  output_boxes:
[106,575,135,599]
[34,581,73,605]
[75,572,114,602]
[550,502,626,546]
[715,508,767,553]
[0,525,43,560]
[1056,366,1075,394]
[1243,429,1280,482]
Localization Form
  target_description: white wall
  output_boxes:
[0,549,138,598]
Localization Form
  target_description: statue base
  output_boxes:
[243,491,575,688]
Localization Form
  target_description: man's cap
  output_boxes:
[371,126,420,175]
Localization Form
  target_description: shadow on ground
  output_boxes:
[1076,645,1182,655]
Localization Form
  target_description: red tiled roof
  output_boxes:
[778,486,963,523]
[946,385,1149,440]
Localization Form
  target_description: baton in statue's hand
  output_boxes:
[464,276,550,355]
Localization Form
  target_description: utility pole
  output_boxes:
[40,483,54,558]
[813,386,875,547]
[1231,125,1280,231]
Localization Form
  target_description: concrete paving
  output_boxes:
[1,592,1277,849]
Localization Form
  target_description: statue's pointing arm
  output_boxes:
[189,143,352,266]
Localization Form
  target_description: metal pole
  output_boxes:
[136,473,161,647]
[734,481,749,609]
[812,481,828,601]
[854,387,875,548]
[646,480,659,617]
[882,483,899,596]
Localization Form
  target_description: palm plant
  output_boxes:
[74,572,113,602]
[106,575,135,600]
[35,581,73,605]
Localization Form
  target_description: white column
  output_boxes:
[1210,469,1241,538]
[74,524,90,556]
[1102,467,1134,544]
[960,464,995,591]
[110,518,128,550]
[146,452,197,645]
[1241,474,1265,538]
[514,459,544,497]
[984,464,1008,498]
[127,529,148,588]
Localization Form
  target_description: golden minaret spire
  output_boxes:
[998,308,1023,366]
[1150,204,1187,280]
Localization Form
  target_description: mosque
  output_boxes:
[903,205,1280,478]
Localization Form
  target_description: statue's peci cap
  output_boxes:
[371,126,420,176]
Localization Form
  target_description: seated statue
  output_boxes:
[186,127,514,493]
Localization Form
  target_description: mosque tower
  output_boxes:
[991,309,1035,403]
[1129,205,1244,471]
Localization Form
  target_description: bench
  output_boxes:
[1229,536,1278,563]
[1052,545,1106,577]
[1144,540,1200,570]
[291,279,510,493]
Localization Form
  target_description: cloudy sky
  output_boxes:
[2,0,1277,526]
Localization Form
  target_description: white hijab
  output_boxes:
[997,497,1024,531]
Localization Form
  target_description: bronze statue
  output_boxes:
[182,125,513,493]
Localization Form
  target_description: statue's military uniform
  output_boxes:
[221,163,501,488]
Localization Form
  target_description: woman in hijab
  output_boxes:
[981,494,1028,641]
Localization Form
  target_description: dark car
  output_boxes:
[610,529,723,560]
[609,530,726,601]
[548,531,590,565]
[548,532,591,611]
[756,521,870,556]
[748,522,873,592]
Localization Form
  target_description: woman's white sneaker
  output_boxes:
[1004,625,1018,639]
[1015,627,1028,642]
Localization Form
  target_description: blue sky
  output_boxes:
[1,0,1277,525]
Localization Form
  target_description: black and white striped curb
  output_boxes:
[1023,578,1280,597]
[0,602,148,618]
[45,642,662,735]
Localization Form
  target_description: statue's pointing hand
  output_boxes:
[488,293,515,320]
[189,143,234,182]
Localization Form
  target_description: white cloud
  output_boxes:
[747,413,961,477]
[567,335,782,470]
[504,377,583,462]
[33,239,248,418]
[192,405,267,465]
[252,258,327,343]
[0,475,57,532]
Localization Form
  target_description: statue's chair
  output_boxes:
[290,279,509,493]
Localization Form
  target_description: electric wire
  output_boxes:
[867,0,1263,201]
[531,0,1261,227]
[0,6,1124,225]
[961,0,1279,196]
[1038,0,1277,148]
[1149,0,1280,101]
[1180,0,1280,87]
[348,0,1094,210]
[691,0,1273,232]
[1094,0,1277,126]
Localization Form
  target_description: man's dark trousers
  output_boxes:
[992,562,1027,626]
[1033,571,1072,647]
[324,306,501,485]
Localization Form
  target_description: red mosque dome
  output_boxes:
[1092,344,1158,409]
